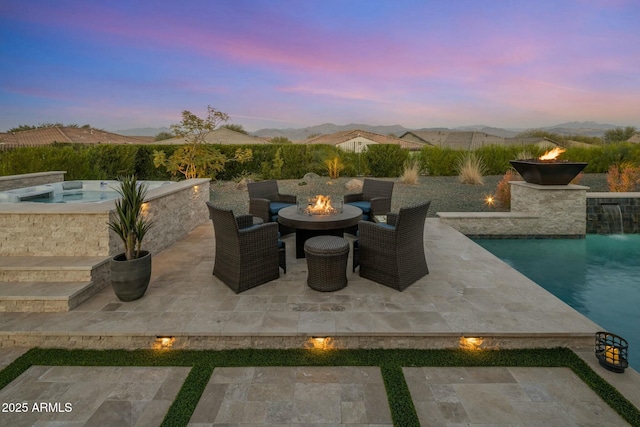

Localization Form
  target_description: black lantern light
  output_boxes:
[595,331,628,373]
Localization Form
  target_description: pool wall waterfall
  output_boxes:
[0,175,211,256]
[587,193,640,234]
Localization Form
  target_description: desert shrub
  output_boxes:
[493,168,524,209]
[133,144,177,180]
[607,162,640,192]
[400,157,420,184]
[261,147,284,179]
[363,145,409,177]
[324,156,344,179]
[456,152,487,185]
[417,146,461,176]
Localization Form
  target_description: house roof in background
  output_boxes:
[154,127,269,145]
[0,127,152,146]
[399,130,557,149]
[628,133,640,144]
[302,129,424,150]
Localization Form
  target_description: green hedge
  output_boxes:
[2,142,640,180]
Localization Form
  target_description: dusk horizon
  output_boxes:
[2,0,639,133]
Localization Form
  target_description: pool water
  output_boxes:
[474,235,640,369]
[38,190,120,203]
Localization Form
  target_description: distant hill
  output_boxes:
[115,127,171,136]
[539,121,622,137]
[252,123,411,140]
[252,121,631,141]
[112,121,633,141]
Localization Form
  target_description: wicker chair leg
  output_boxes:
[279,243,287,274]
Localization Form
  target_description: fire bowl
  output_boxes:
[510,159,588,185]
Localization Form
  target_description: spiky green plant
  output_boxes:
[107,175,153,260]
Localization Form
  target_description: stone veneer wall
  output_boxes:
[586,192,640,234]
[0,171,66,191]
[438,181,588,237]
[109,179,211,256]
[0,178,210,256]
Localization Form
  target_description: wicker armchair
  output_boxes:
[247,180,297,224]
[344,179,394,221]
[206,202,286,293]
[353,202,430,291]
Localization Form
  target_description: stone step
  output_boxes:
[0,280,108,312]
[0,256,109,282]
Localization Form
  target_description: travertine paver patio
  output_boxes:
[189,366,392,425]
[0,219,602,350]
[404,366,629,426]
[0,364,189,426]
[0,219,639,425]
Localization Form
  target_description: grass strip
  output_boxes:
[0,347,638,426]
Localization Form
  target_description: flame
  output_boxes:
[305,195,338,215]
[539,147,566,160]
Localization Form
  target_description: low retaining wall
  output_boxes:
[0,178,210,256]
[438,181,588,237]
[0,171,66,191]
[587,192,640,234]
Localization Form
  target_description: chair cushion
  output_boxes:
[377,223,396,230]
[269,202,293,215]
[346,201,371,213]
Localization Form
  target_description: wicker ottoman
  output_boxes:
[303,235,349,291]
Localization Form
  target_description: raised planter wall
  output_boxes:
[438,181,588,237]
[0,171,66,191]
[0,178,210,256]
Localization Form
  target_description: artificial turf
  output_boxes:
[1,347,638,426]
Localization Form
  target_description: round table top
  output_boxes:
[278,204,362,231]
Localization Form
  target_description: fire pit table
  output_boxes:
[278,204,362,258]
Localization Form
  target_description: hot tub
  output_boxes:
[0,180,173,203]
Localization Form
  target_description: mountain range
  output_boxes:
[116,121,630,140]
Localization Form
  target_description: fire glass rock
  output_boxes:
[510,159,588,185]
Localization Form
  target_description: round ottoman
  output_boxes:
[303,235,349,291]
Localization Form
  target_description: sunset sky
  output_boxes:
[1,0,639,133]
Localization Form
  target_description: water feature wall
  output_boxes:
[587,193,640,234]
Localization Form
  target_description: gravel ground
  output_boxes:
[208,173,609,217]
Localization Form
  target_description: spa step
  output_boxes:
[0,256,109,282]
[0,281,104,312]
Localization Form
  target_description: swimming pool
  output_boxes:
[0,180,172,203]
[474,235,640,369]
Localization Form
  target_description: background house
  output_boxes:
[155,127,269,145]
[0,126,152,149]
[399,130,558,150]
[301,129,423,152]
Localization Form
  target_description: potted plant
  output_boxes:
[107,175,153,301]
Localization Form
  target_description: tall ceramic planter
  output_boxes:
[110,250,152,302]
